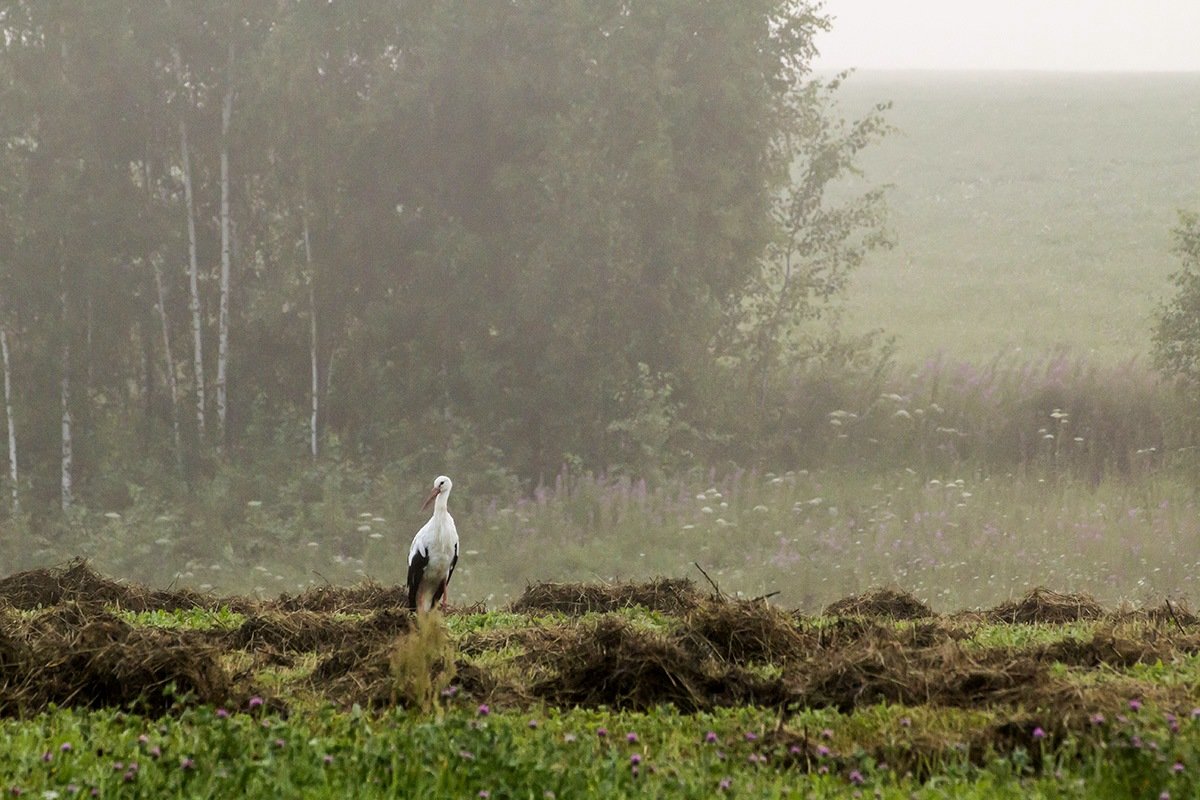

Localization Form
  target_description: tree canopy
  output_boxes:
[0,1,889,513]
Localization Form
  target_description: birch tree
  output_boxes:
[0,326,17,515]
[216,41,235,446]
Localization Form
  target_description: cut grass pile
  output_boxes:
[2,563,1200,796]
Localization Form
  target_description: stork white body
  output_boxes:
[407,475,459,612]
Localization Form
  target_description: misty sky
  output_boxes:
[813,0,1200,72]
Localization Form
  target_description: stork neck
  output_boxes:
[432,491,450,515]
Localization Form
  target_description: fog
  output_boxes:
[0,3,1197,612]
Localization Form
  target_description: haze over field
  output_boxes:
[830,71,1200,363]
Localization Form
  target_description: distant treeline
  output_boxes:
[0,1,891,514]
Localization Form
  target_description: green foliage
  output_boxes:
[1153,213,1200,386]
[0,0,891,512]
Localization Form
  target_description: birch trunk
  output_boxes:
[0,328,17,516]
[174,46,205,438]
[303,214,319,458]
[153,256,183,465]
[216,42,234,447]
[60,272,73,512]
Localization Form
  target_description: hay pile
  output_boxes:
[509,577,702,615]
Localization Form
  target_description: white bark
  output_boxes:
[303,212,318,459]
[153,256,182,463]
[0,328,18,515]
[174,46,205,438]
[59,274,72,512]
[216,42,234,446]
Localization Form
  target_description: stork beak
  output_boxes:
[421,486,440,511]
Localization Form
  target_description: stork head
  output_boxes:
[421,475,453,511]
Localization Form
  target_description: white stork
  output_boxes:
[407,475,459,612]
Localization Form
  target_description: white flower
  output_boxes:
[357,524,372,532]
[246,500,263,508]
[103,511,121,520]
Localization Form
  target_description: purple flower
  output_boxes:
[149,746,162,760]
[820,728,834,739]
[180,757,195,771]
[122,771,136,783]
[40,752,51,764]
[1032,727,1046,740]
[441,685,459,698]
[59,743,72,753]
[1090,713,1106,726]
[459,750,476,761]
[476,704,490,716]
[817,745,831,757]
[528,720,538,729]
[630,754,642,766]
[137,734,149,745]
[1160,793,1171,800]
[718,778,732,791]
[1129,699,1143,712]
[788,745,803,755]
[323,755,334,765]
[273,738,286,749]
[817,765,829,775]
[1173,762,1185,774]
[849,769,865,785]
[248,696,264,709]
[899,717,911,728]
[744,731,758,742]
[478,792,490,799]
[704,731,718,744]
[596,727,608,738]
[1192,708,1200,719]
[216,709,229,719]
[626,732,639,744]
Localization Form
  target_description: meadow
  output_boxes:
[2,564,1200,797]
[830,71,1200,363]
[4,72,1200,797]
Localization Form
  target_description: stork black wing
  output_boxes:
[407,547,429,611]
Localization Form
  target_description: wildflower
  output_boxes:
[630,754,642,766]
[1173,762,1185,774]
[1192,708,1200,719]
[1161,793,1171,800]
[788,745,803,755]
[441,685,459,698]
[273,739,286,749]
[849,770,865,785]
[122,771,136,783]
[626,732,638,744]
[149,747,162,759]
[1129,699,1143,712]
[137,734,149,745]
[1032,727,1046,740]
[744,731,758,742]
[899,717,911,728]
[478,792,490,799]
[477,704,490,717]
[1090,713,1106,726]
[820,728,834,739]
[528,720,539,729]
[704,731,718,744]
[459,751,476,761]
[596,727,608,738]
[215,709,229,719]
[180,757,195,771]
[817,765,829,775]
[817,745,831,758]
[563,733,576,743]
[59,743,72,753]
[323,755,334,766]
[718,778,732,791]
[248,696,264,710]
[40,753,51,764]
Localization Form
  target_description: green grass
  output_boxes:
[828,71,1200,363]
[2,694,1198,798]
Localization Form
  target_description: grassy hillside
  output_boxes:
[829,71,1200,363]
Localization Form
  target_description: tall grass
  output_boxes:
[2,356,1197,614]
